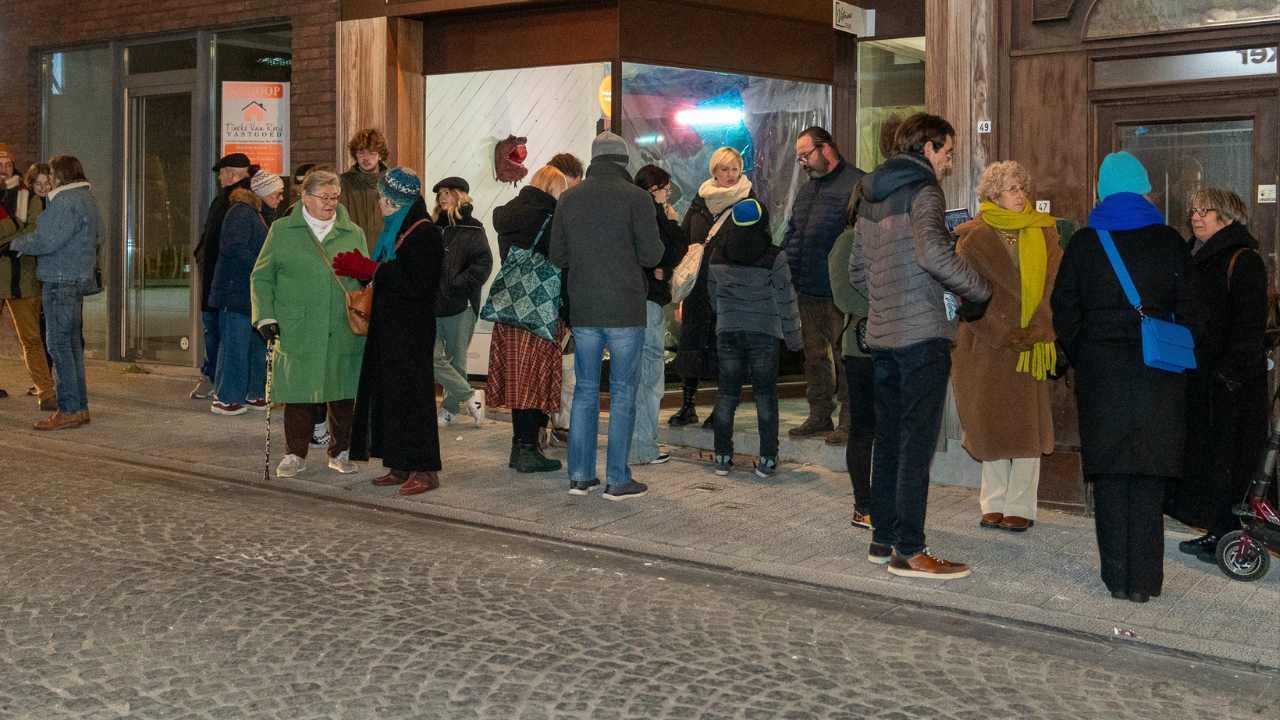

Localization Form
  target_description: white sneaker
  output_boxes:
[328,450,357,474]
[310,422,331,448]
[277,454,306,477]
[466,391,485,426]
[437,408,454,426]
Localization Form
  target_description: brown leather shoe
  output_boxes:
[980,513,1004,529]
[371,471,408,486]
[1000,516,1034,532]
[73,411,90,425]
[824,426,849,446]
[788,417,834,438]
[39,397,57,411]
[887,550,971,579]
[34,412,87,431]
[398,471,440,495]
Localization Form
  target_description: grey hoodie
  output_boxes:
[849,154,988,350]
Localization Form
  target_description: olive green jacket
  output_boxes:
[250,205,368,403]
[828,226,871,358]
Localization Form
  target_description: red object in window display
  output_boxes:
[495,134,529,185]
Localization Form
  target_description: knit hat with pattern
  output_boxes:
[379,166,422,207]
[250,169,284,198]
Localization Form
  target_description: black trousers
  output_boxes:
[512,409,548,445]
[1091,474,1168,596]
[844,355,875,515]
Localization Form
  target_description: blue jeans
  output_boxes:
[713,331,780,459]
[200,309,221,381]
[213,308,267,406]
[43,281,91,414]
[629,301,667,463]
[870,338,952,558]
[568,325,645,486]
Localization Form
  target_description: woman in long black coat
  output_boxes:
[338,170,445,495]
[1167,188,1269,563]
[669,147,755,427]
[1050,152,1200,603]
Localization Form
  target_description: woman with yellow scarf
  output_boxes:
[951,161,1062,533]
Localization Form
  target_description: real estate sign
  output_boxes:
[221,82,289,176]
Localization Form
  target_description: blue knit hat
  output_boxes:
[732,199,763,226]
[378,167,422,207]
[1097,151,1151,200]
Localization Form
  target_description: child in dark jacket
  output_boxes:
[707,200,802,477]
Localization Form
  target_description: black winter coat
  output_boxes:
[195,176,253,311]
[351,197,444,471]
[491,185,571,323]
[646,202,690,307]
[1167,222,1269,531]
[1051,223,1201,479]
[673,191,754,380]
[782,159,865,299]
[434,205,493,318]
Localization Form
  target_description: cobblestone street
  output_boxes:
[3,449,1278,719]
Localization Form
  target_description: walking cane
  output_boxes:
[264,338,275,482]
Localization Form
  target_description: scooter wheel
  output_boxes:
[1215,530,1271,582]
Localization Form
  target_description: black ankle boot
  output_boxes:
[509,437,519,469]
[668,383,699,426]
[516,441,562,473]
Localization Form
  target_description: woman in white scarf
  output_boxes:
[668,147,754,428]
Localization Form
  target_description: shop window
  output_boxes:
[855,38,925,173]
[126,39,197,74]
[41,47,113,358]
[620,63,832,242]
[423,62,610,344]
[213,25,293,179]
[1087,0,1280,39]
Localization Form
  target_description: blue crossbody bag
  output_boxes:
[1096,229,1196,373]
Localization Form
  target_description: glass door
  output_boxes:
[1096,95,1277,260]
[124,86,196,363]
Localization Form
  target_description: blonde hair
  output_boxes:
[432,187,474,224]
[977,161,1033,205]
[1191,187,1249,225]
[708,147,744,177]
[529,165,568,198]
[301,169,341,196]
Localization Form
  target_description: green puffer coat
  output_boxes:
[250,205,368,403]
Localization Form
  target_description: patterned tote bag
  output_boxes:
[480,217,561,340]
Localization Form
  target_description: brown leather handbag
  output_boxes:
[305,219,429,337]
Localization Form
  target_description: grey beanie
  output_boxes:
[591,131,629,164]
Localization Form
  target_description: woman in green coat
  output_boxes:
[251,168,368,478]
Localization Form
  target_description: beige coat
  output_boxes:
[951,214,1061,460]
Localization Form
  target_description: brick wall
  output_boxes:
[0,0,341,170]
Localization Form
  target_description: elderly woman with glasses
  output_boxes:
[250,168,368,479]
[1167,188,1269,564]
[951,161,1061,534]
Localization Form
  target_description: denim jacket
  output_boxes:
[11,182,101,284]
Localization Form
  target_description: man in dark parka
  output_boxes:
[193,152,253,398]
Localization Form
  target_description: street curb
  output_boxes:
[6,431,1278,673]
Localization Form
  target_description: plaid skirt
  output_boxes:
[486,320,566,413]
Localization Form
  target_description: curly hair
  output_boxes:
[547,153,584,180]
[24,162,51,188]
[977,161,1033,205]
[347,128,389,164]
[1191,187,1249,225]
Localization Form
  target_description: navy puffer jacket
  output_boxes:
[209,188,273,315]
[781,159,865,299]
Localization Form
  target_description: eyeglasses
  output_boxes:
[307,193,340,205]
[1001,184,1027,195]
[651,185,670,195]
[1190,207,1216,218]
[796,146,821,164]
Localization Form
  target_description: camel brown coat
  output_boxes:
[951,214,1060,461]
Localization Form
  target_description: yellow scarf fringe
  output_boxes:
[979,201,1057,380]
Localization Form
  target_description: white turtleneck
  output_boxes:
[302,205,336,242]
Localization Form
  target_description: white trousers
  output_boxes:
[979,458,1041,520]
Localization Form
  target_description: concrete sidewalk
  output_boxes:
[1,358,1277,670]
